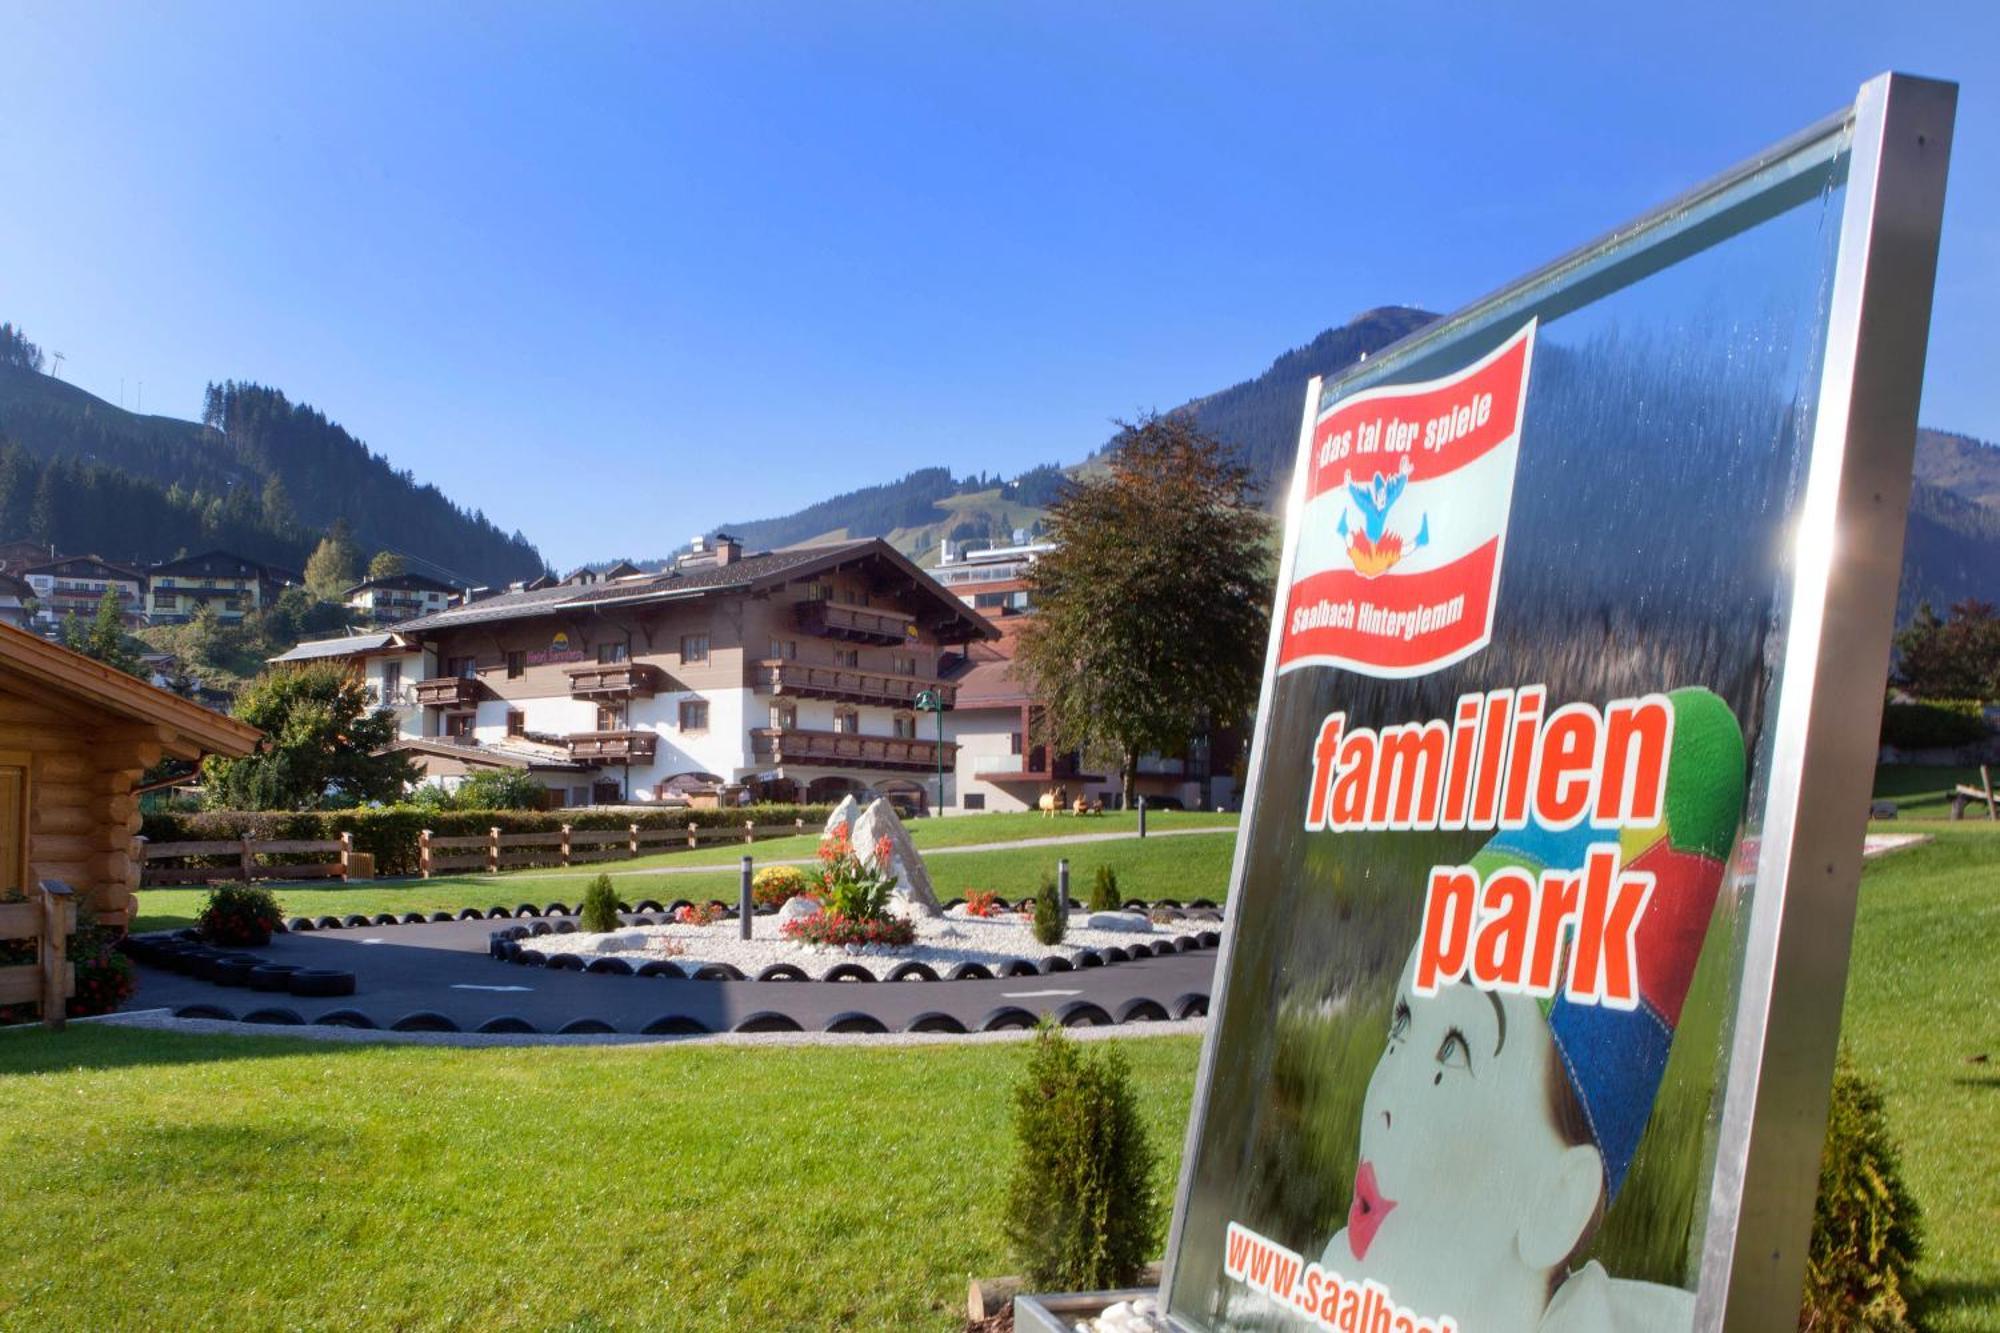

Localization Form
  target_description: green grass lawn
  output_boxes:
[130,821,1241,933]
[1872,763,1994,820]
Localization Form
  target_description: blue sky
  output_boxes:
[2,2,1995,569]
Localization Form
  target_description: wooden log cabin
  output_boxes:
[0,623,259,928]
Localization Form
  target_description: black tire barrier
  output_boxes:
[488,936,511,960]
[286,917,316,932]
[1154,898,1182,911]
[517,949,547,967]
[1116,997,1171,1024]
[529,921,553,937]
[1040,956,1074,975]
[272,920,289,935]
[754,963,809,982]
[370,913,398,927]
[558,1018,616,1035]
[1172,992,1210,1019]
[634,900,663,914]
[691,963,746,981]
[1197,930,1221,949]
[1174,935,1199,952]
[990,897,1012,911]
[1058,1000,1114,1028]
[886,961,940,983]
[545,954,584,972]
[946,962,994,981]
[1188,898,1218,910]
[554,920,578,934]
[486,906,512,919]
[733,1011,805,1033]
[249,965,302,992]
[1105,946,1134,964]
[630,915,655,926]
[616,901,633,913]
[705,899,730,913]
[288,969,357,998]
[544,902,570,917]
[390,1011,460,1033]
[198,953,252,983]
[998,959,1040,978]
[344,914,373,929]
[979,1005,1040,1032]
[1122,899,1150,913]
[667,899,693,915]
[174,1003,233,1021]
[822,963,877,983]
[636,960,687,980]
[316,1009,378,1030]
[942,897,965,910]
[316,915,345,930]
[905,1012,968,1034]
[477,1015,537,1034]
[428,911,455,924]
[586,957,634,976]
[1120,942,1151,959]
[641,1014,710,1035]
[242,1007,305,1026]
[823,1011,890,1034]
[1075,951,1104,969]
[515,904,541,917]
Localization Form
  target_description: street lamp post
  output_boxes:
[914,688,947,816]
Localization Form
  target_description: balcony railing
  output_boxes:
[750,726,954,772]
[749,660,950,709]
[566,730,659,763]
[565,662,663,700]
[413,677,480,710]
[976,745,1100,783]
[794,600,915,646]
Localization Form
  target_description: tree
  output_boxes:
[185,602,249,671]
[1893,599,2000,700]
[73,587,142,676]
[303,518,362,601]
[201,660,417,810]
[0,322,44,373]
[366,549,406,580]
[1015,413,1273,806]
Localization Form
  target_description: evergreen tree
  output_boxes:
[26,465,58,544]
[0,442,35,537]
[83,587,142,676]
[367,549,406,580]
[260,473,294,530]
[1016,413,1273,806]
[304,519,362,601]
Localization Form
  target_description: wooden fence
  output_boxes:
[137,820,816,884]
[0,881,76,1031]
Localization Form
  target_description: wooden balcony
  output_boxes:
[794,600,915,646]
[750,660,952,709]
[751,726,955,772]
[565,730,659,763]
[413,676,480,710]
[565,661,663,700]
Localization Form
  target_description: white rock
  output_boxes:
[848,797,943,917]
[1087,911,1154,933]
[776,895,822,924]
[595,931,648,953]
[822,795,860,839]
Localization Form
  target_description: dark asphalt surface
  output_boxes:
[125,915,1219,1036]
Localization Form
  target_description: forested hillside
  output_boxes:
[0,323,544,583]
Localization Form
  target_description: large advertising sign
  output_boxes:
[1158,75,1954,1333]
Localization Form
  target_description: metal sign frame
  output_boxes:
[1157,71,1954,1332]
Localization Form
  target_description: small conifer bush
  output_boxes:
[1003,1021,1160,1292]
[1032,875,1066,947]
[1088,864,1122,914]
[579,874,621,934]
[1799,1050,1924,1331]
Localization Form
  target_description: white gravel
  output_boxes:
[526,906,1206,978]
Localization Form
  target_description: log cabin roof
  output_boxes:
[0,621,261,761]
[394,538,1000,644]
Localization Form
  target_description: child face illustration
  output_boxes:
[1324,945,1605,1329]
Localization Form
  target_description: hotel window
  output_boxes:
[448,655,477,680]
[835,648,859,669]
[381,661,402,703]
[962,793,986,811]
[833,708,858,735]
[597,642,628,664]
[892,654,917,676]
[1010,732,1024,756]
[445,713,473,740]
[893,714,916,739]
[680,634,709,665]
[768,638,797,661]
[506,710,525,738]
[596,703,626,732]
[679,699,709,732]
[506,650,525,679]
[770,703,796,731]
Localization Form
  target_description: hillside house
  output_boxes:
[20,555,147,630]
[146,550,297,624]
[344,572,458,625]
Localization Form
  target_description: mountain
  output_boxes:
[0,327,545,585]
[1903,429,2000,619]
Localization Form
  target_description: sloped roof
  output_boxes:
[387,738,591,772]
[395,539,998,642]
[148,549,281,579]
[22,554,145,581]
[268,632,409,664]
[0,621,259,760]
[344,573,459,597]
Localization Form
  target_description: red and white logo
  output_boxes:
[1278,320,1536,679]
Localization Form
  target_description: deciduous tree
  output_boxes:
[1894,599,2000,700]
[367,549,406,580]
[1016,413,1273,806]
[201,660,416,810]
[304,519,362,601]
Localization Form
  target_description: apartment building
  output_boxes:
[344,572,458,625]
[20,555,147,630]
[147,550,297,624]
[292,536,995,808]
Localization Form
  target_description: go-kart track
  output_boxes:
[119,903,1221,1040]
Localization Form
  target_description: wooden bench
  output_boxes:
[1948,765,1997,820]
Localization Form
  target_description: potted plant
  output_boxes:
[199,883,284,947]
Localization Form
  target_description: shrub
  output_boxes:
[1088,865,1122,914]
[672,902,724,927]
[1003,1021,1160,1292]
[66,918,135,1018]
[579,874,621,933]
[198,883,284,946]
[779,911,916,949]
[810,825,900,923]
[1800,1051,1924,1332]
[964,889,1000,918]
[1879,697,1987,750]
[1032,876,1066,947]
[753,865,814,910]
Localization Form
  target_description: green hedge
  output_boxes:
[1879,698,1988,751]
[140,805,833,878]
